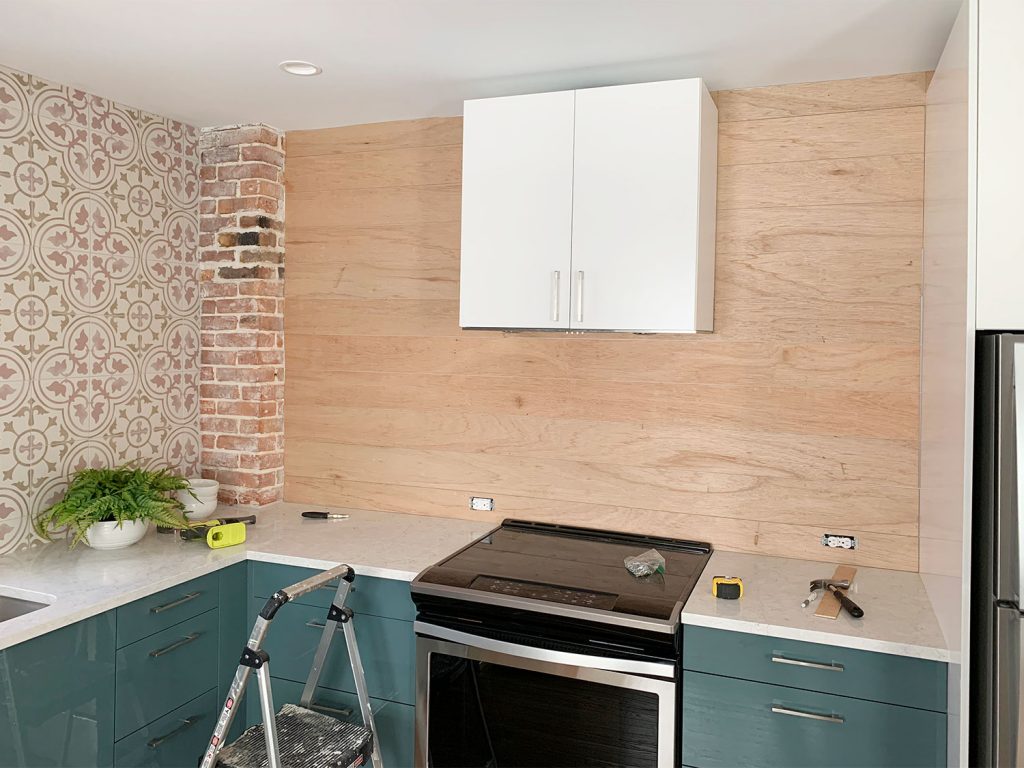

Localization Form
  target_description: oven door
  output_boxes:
[415,622,677,768]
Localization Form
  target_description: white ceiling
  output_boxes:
[0,0,962,131]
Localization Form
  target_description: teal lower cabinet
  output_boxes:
[114,608,220,740]
[255,600,415,705]
[0,611,116,767]
[0,562,248,768]
[245,677,415,768]
[246,561,416,767]
[113,689,218,768]
[681,627,947,768]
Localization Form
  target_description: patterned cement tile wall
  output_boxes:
[0,65,201,553]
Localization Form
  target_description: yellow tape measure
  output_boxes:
[206,522,247,549]
[712,576,744,599]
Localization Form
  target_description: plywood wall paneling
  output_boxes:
[287,116,464,158]
[286,334,920,391]
[717,154,923,210]
[287,370,917,440]
[712,72,928,122]
[284,406,918,485]
[715,201,923,255]
[718,106,924,166]
[284,144,462,192]
[285,72,925,571]
[286,442,916,532]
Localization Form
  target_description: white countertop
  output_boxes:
[681,550,952,663]
[0,502,492,652]
[0,506,951,663]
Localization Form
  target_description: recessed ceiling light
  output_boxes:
[279,60,322,77]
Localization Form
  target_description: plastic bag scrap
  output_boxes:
[624,548,666,578]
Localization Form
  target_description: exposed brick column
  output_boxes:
[197,124,285,505]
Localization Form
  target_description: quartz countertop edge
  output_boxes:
[0,505,952,664]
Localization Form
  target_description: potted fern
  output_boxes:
[34,465,194,550]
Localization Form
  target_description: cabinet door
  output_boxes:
[976,0,1024,330]
[0,612,116,767]
[459,90,575,329]
[570,79,716,331]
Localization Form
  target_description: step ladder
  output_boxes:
[200,564,382,768]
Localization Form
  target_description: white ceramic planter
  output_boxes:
[177,478,220,521]
[84,519,150,550]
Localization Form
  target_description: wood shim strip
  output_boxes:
[815,565,858,619]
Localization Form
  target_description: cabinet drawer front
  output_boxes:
[683,626,946,712]
[115,610,220,740]
[256,599,414,705]
[250,561,414,621]
[114,688,216,768]
[245,677,414,768]
[682,671,946,768]
[117,572,219,648]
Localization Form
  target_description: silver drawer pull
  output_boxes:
[771,655,844,672]
[771,705,845,724]
[149,632,201,658]
[147,715,202,748]
[150,591,202,614]
[311,703,353,718]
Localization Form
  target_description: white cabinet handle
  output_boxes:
[575,270,584,324]
[551,271,560,322]
[771,706,845,724]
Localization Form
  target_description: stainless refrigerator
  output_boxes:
[973,333,1024,766]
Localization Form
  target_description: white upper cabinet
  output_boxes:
[459,78,717,332]
[976,0,1024,330]
[571,79,717,331]
[459,90,575,329]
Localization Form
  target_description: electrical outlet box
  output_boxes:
[822,534,857,550]
[470,497,494,512]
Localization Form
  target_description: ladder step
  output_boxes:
[217,703,374,768]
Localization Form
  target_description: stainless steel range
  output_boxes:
[411,519,712,768]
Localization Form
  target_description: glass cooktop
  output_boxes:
[413,520,712,623]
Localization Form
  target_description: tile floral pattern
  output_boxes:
[0,65,200,554]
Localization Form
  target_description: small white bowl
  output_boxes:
[177,479,220,521]
[84,520,150,550]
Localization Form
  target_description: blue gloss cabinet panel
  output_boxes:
[250,561,415,621]
[247,562,416,766]
[246,678,415,768]
[114,608,220,740]
[113,688,217,768]
[683,625,947,712]
[0,611,116,767]
[682,671,946,768]
[115,572,220,648]
[254,599,416,705]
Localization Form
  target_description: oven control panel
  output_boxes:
[471,575,618,610]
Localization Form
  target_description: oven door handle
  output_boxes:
[414,621,676,679]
